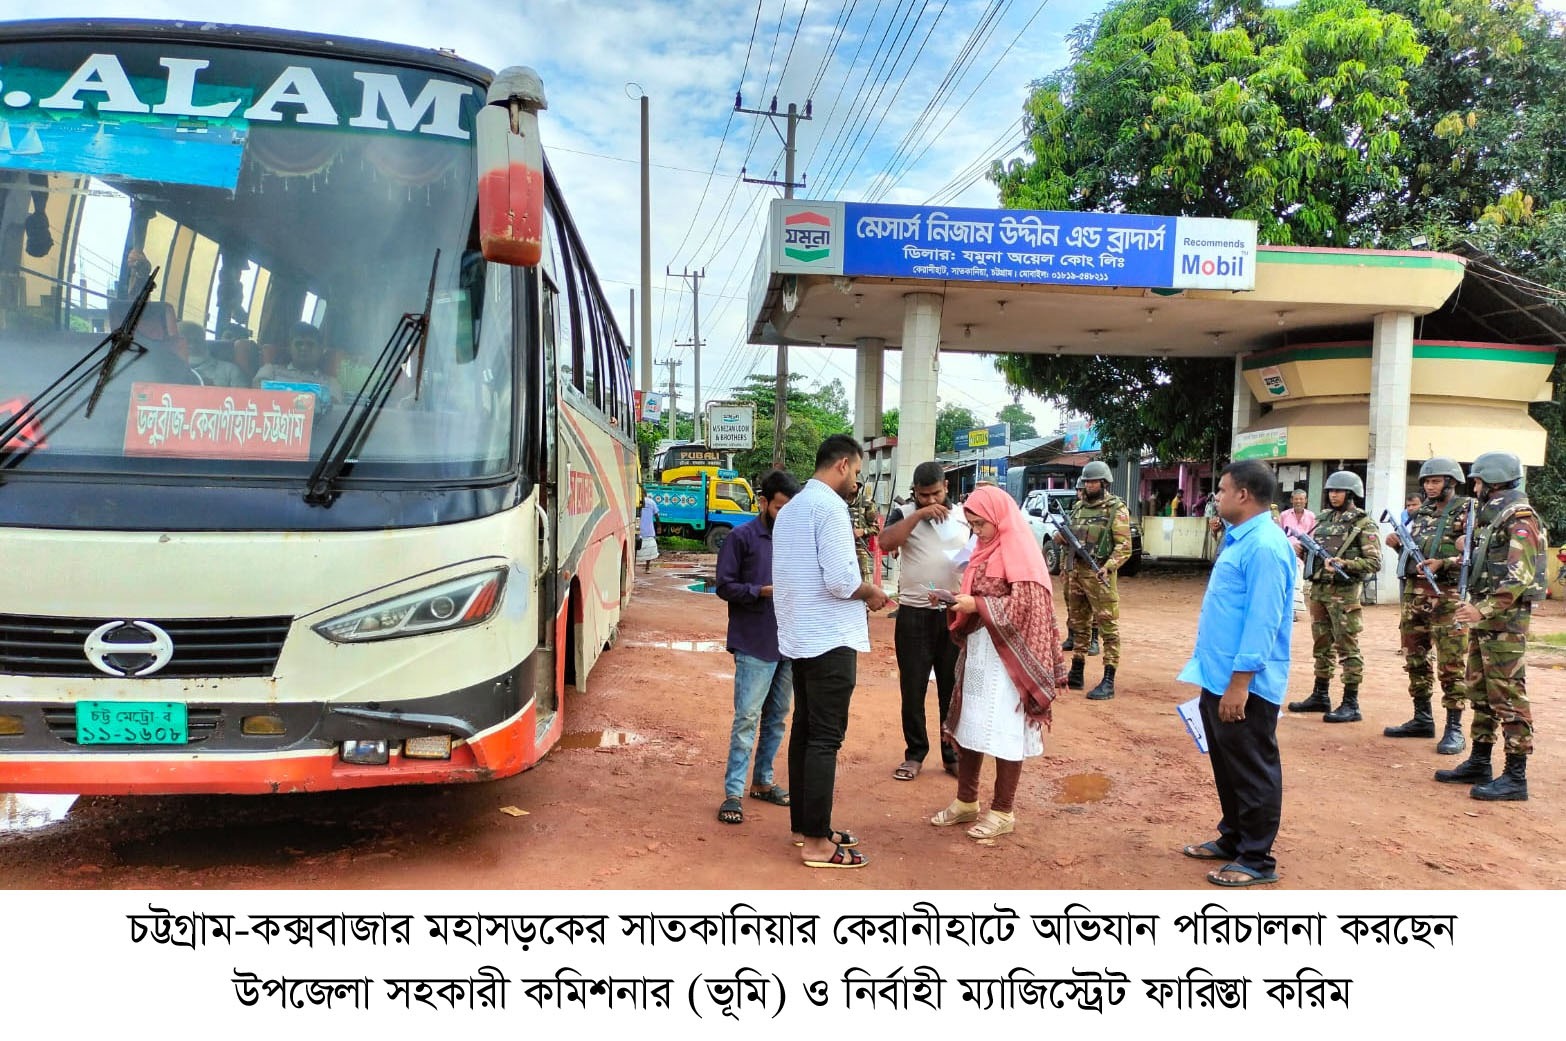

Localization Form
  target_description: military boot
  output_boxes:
[1383,697,1435,738]
[1086,627,1101,656]
[1288,677,1331,713]
[1067,657,1085,690]
[1061,629,1076,652]
[1435,709,1466,756]
[1470,753,1528,801]
[1323,684,1361,723]
[1086,665,1116,701]
[1434,742,1492,784]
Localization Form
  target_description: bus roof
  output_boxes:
[0,18,494,84]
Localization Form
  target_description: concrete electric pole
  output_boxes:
[668,267,705,443]
[736,94,811,469]
[657,356,682,440]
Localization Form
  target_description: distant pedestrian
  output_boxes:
[930,485,1065,840]
[772,434,890,869]
[715,470,801,826]
[1178,460,1295,887]
[636,496,660,572]
[877,461,969,781]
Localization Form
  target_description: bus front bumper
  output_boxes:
[0,654,542,795]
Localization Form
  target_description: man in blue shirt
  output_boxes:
[1178,460,1296,887]
[715,469,801,826]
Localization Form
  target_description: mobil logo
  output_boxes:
[1171,217,1257,289]
[783,210,833,263]
[1179,252,1246,279]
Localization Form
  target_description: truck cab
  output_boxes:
[644,469,756,551]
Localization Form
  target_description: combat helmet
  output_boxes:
[1081,460,1113,482]
[1324,470,1364,500]
[1470,451,1523,486]
[1418,457,1465,484]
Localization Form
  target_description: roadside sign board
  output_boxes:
[706,404,755,450]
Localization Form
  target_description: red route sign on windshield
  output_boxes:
[123,382,315,461]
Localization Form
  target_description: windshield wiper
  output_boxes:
[0,268,158,475]
[305,251,439,506]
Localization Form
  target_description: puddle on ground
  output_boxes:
[1055,773,1112,804]
[623,639,725,653]
[685,581,718,594]
[558,728,647,750]
[0,793,80,833]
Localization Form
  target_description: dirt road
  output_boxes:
[3,557,1563,890]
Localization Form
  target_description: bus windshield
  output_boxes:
[0,37,514,485]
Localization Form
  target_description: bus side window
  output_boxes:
[546,207,575,389]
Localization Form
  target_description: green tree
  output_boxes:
[935,405,979,453]
[993,0,1425,245]
[1375,0,1566,231]
[988,0,1426,461]
[726,373,853,482]
[996,402,1039,441]
[881,407,900,437]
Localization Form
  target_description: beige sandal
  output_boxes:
[966,809,1015,839]
[930,799,980,827]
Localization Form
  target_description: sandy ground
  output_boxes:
[2,554,1563,890]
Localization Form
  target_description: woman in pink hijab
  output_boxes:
[930,484,1068,839]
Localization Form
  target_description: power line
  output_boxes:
[867,0,1015,201]
[811,0,926,197]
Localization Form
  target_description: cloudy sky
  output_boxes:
[42,0,1090,433]
[37,1,1565,436]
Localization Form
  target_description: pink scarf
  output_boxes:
[959,485,1051,594]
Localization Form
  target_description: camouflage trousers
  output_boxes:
[1399,589,1468,710]
[856,546,873,583]
[1309,583,1364,686]
[1466,620,1534,756]
[1066,569,1121,667]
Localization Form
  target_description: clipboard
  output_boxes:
[1177,696,1209,754]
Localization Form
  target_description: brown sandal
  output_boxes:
[893,759,922,781]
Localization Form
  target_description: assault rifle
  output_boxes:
[1295,530,1353,581]
[1380,509,1441,596]
[1048,509,1108,586]
[1455,497,1478,628]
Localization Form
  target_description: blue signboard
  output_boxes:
[768,200,1257,292]
[953,423,1008,452]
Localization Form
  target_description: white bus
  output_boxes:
[0,19,637,793]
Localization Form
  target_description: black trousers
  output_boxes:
[788,646,858,840]
[895,605,959,764]
[1199,690,1283,875]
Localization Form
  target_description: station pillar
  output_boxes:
[896,293,943,496]
[1367,310,1414,604]
[1229,354,1260,457]
[854,336,886,445]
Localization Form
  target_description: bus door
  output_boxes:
[532,245,565,723]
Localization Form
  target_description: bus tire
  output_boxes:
[705,525,732,552]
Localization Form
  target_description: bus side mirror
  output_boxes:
[477,66,547,267]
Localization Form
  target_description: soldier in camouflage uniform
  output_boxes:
[1061,478,1099,654]
[1055,460,1132,701]
[1382,457,1474,754]
[1435,451,1548,801]
[851,482,882,582]
[1287,470,1382,722]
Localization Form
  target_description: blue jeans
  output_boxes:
[724,653,793,799]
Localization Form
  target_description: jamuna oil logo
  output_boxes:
[783,211,833,263]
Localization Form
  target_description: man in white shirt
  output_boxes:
[773,434,890,869]
[876,460,968,781]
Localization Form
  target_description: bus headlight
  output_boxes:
[314,569,507,643]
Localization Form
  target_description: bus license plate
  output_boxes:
[76,702,188,745]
